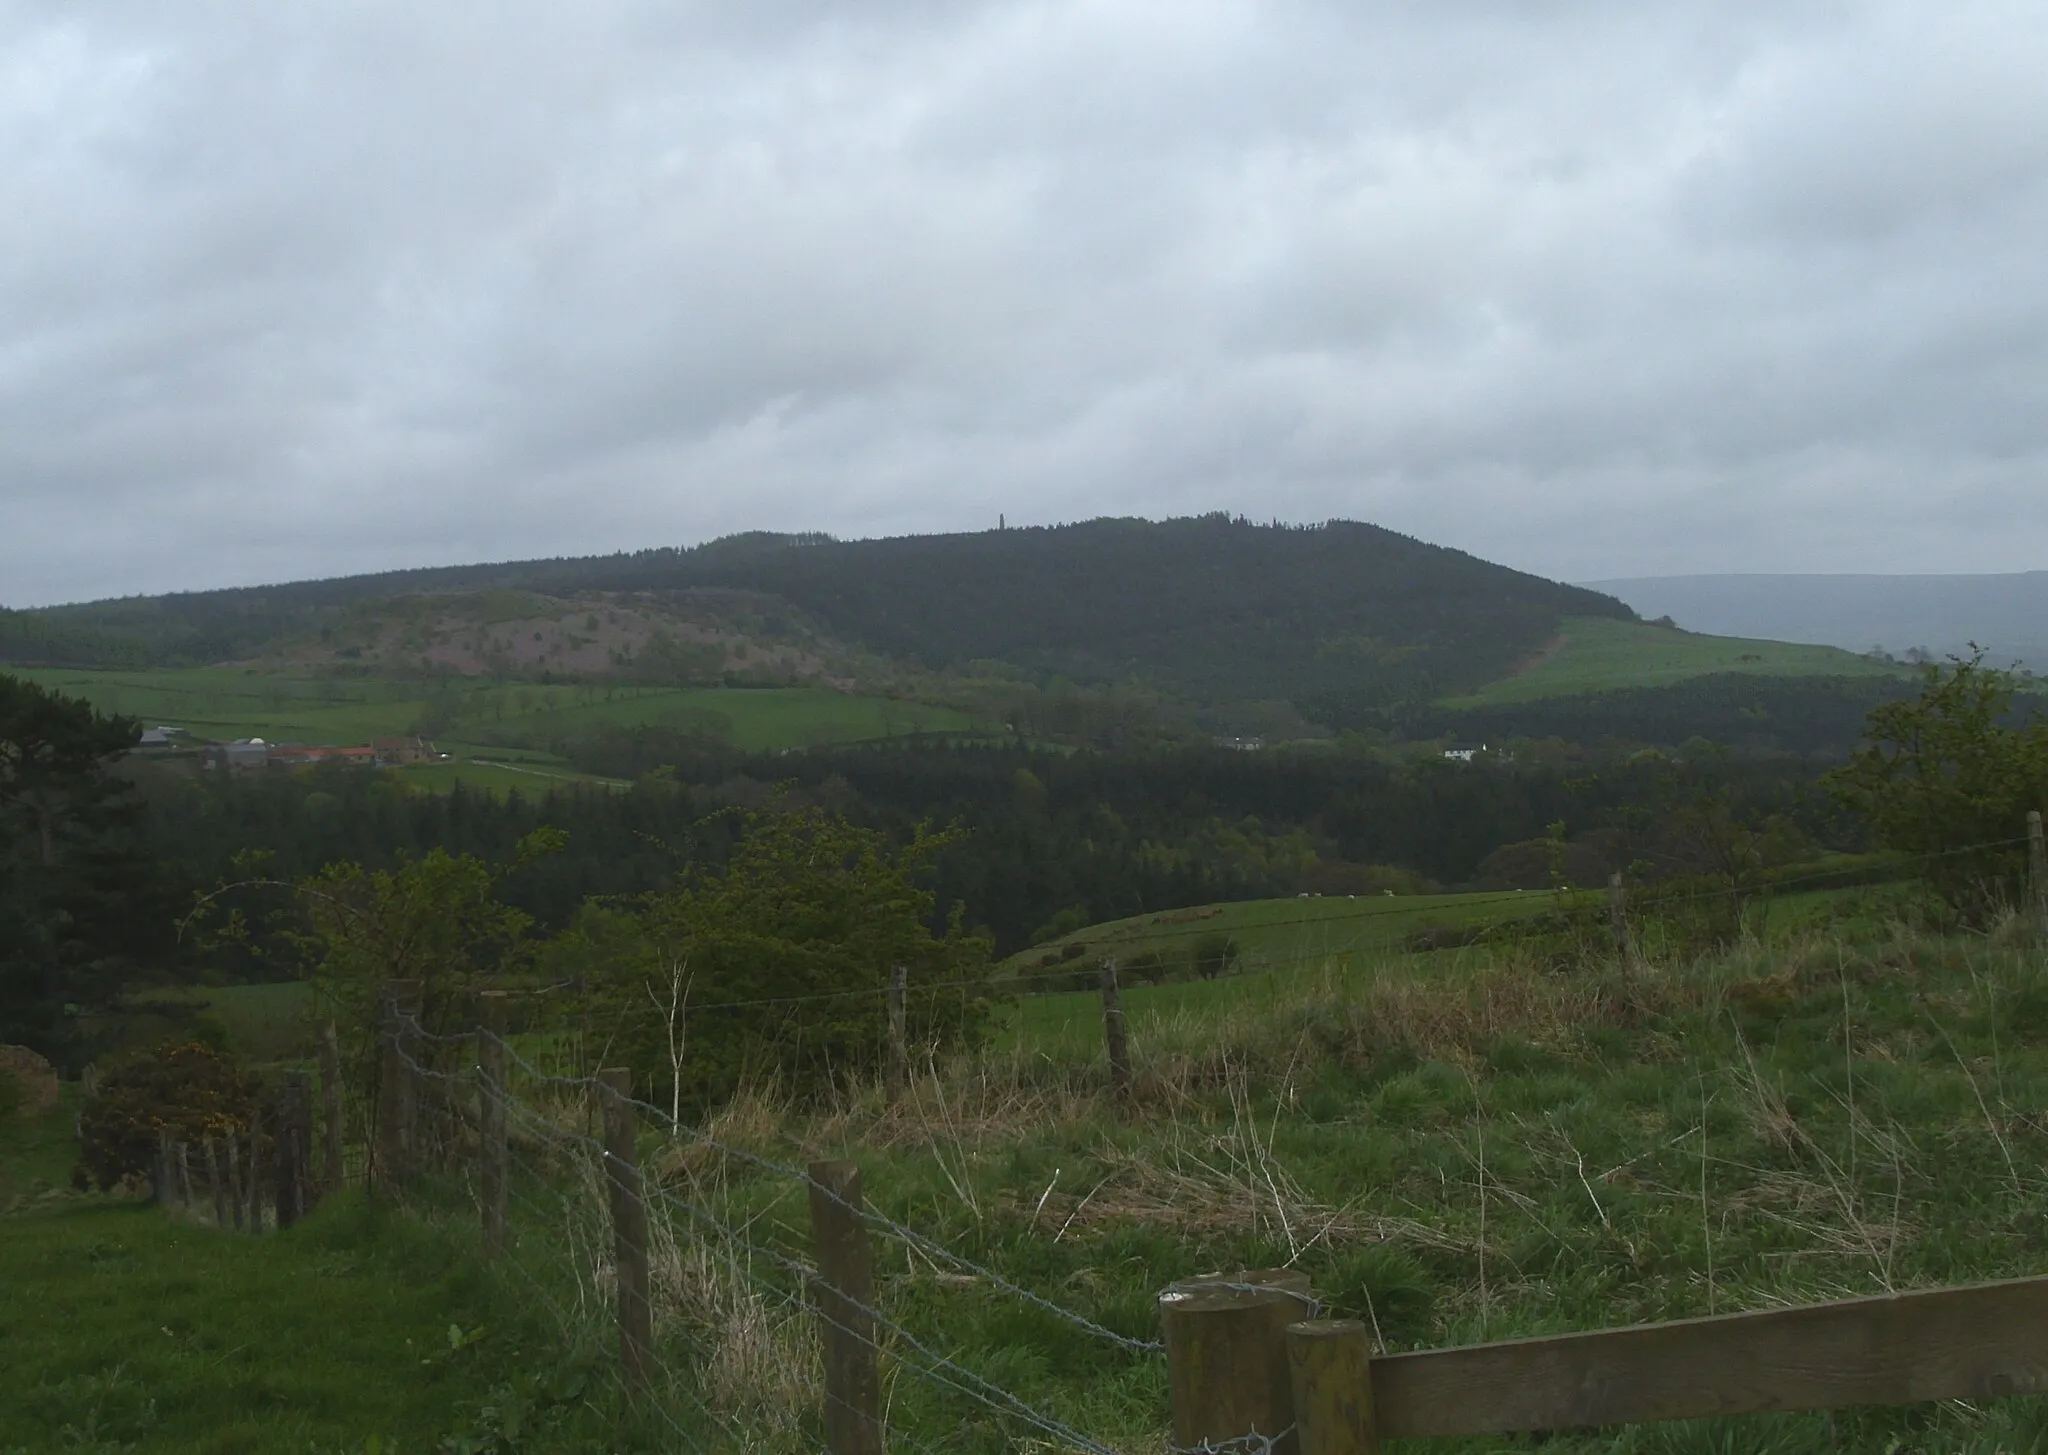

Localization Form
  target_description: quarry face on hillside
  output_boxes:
[251,588,863,687]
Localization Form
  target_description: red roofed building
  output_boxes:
[267,744,377,769]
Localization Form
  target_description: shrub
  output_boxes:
[1125,952,1171,985]
[74,1042,260,1191]
[1189,933,1242,980]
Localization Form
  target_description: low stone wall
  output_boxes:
[0,1044,60,1118]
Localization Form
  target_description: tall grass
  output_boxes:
[569,917,2048,1452]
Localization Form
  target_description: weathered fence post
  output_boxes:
[225,1131,245,1231]
[2029,810,2047,942]
[1159,1269,1315,1455]
[373,980,420,1195]
[597,1068,653,1393]
[1288,1319,1379,1455]
[886,964,909,1104]
[274,1071,312,1229]
[317,1019,345,1198]
[206,1138,228,1229]
[1608,871,1631,958]
[244,1111,264,1231]
[478,995,509,1260]
[174,1140,193,1210]
[1099,957,1132,1100]
[807,1159,883,1455]
[154,1130,173,1207]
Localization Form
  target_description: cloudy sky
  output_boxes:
[5,1,2046,607]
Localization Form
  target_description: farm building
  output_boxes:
[267,744,376,768]
[372,736,431,765]
[200,739,274,771]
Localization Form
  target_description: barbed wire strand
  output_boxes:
[483,1086,1126,1454]
[489,1108,790,1455]
[493,1095,1053,1455]
[450,1024,1167,1356]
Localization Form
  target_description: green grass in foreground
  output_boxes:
[23,910,2048,1452]
[1445,615,1902,706]
[0,1108,654,1453]
[654,914,2048,1452]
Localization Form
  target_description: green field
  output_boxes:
[997,878,1883,1059]
[451,683,980,752]
[117,982,321,1063]
[1005,890,1554,977]
[8,666,425,742]
[583,910,2048,1452]
[1445,616,1903,706]
[21,898,2048,1450]
[0,1094,648,1452]
[10,667,992,787]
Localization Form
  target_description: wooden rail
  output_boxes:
[1368,1274,2048,1438]
[1242,1274,2048,1453]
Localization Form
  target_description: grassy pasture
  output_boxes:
[998,883,1866,1059]
[0,1190,645,1451]
[19,901,2048,1450]
[454,683,983,752]
[397,757,627,796]
[668,914,2048,1453]
[8,665,424,742]
[1004,890,1563,983]
[1446,615,1902,706]
[115,982,321,1063]
[11,666,994,792]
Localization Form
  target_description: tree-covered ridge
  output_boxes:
[10,516,1634,714]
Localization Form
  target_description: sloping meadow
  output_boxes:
[628,914,2048,1453]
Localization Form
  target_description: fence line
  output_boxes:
[147,823,2048,1451]
[381,1015,1136,1452]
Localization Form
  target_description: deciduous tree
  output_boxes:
[1829,650,2048,921]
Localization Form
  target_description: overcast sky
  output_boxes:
[5,1,2046,607]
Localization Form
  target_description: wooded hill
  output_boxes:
[2,516,1632,719]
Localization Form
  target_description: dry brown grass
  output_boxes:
[679,951,1709,1176]
[556,1120,822,1448]
[1014,1067,1471,1257]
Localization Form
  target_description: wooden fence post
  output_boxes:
[597,1068,653,1393]
[318,1020,345,1198]
[478,995,509,1260]
[807,1160,883,1455]
[175,1140,193,1211]
[1289,1319,1379,1455]
[1159,1269,1315,1455]
[154,1130,172,1207]
[274,1071,312,1229]
[206,1138,228,1229]
[1608,872,1631,958]
[245,1111,264,1231]
[374,980,420,1195]
[2029,810,2046,942]
[225,1131,245,1231]
[886,965,909,1104]
[1099,957,1131,1100]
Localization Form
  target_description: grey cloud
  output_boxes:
[3,0,2045,607]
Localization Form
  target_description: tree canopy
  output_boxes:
[0,673,148,1057]
[1828,650,2048,920]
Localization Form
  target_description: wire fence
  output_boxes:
[146,829,2044,1452]
[385,1008,1153,1453]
